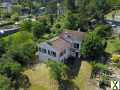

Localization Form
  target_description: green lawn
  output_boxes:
[105,10,120,19]
[106,37,120,53]
[73,61,92,90]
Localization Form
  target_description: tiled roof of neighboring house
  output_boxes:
[60,30,85,41]
[47,37,71,53]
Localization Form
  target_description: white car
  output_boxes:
[112,24,117,28]
[0,30,4,34]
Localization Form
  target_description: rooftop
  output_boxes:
[47,30,85,53]
[47,36,71,53]
[60,30,85,41]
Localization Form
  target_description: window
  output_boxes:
[53,52,56,57]
[51,51,56,57]
[48,50,51,55]
[74,43,79,49]
[42,48,46,53]
[39,47,41,52]
[39,48,47,54]
[48,50,56,57]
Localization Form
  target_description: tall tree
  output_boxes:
[47,60,68,80]
[32,20,50,39]
[0,74,11,90]
[80,32,106,60]
[64,0,76,12]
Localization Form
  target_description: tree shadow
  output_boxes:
[11,73,31,90]
[58,80,79,90]
[65,57,81,79]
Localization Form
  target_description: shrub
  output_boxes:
[91,62,110,78]
[46,60,68,80]
[99,75,110,88]
[111,54,120,63]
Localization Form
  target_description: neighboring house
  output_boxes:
[20,7,30,15]
[1,0,13,13]
[38,30,85,62]
[42,0,63,3]
[33,7,47,15]
[105,14,120,34]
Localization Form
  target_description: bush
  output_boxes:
[11,13,19,21]
[99,75,110,88]
[111,54,120,63]
[91,62,110,78]
[0,74,11,90]
[46,60,68,80]
[80,32,106,60]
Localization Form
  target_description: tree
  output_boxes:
[47,2,57,15]
[8,41,35,65]
[20,20,31,31]
[64,0,76,12]
[95,24,112,39]
[11,13,19,21]
[64,13,78,30]
[32,20,50,39]
[0,55,21,77]
[77,0,113,21]
[2,31,35,65]
[0,40,5,57]
[80,32,106,60]
[47,60,68,80]
[0,74,11,90]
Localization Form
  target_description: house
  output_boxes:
[20,7,30,15]
[1,0,13,13]
[38,30,85,62]
[105,14,120,34]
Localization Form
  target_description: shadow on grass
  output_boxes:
[57,57,81,90]
[58,80,79,90]
[12,73,31,90]
[65,57,81,79]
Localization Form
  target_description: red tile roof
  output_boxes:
[47,37,71,53]
[47,30,85,53]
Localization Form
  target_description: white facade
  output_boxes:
[2,2,12,13]
[38,42,71,62]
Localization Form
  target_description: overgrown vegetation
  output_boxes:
[46,60,68,81]
[0,0,120,89]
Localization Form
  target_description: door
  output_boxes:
[76,52,79,57]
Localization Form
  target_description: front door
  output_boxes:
[76,52,79,57]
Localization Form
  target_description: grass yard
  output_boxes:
[22,61,93,90]
[106,37,120,53]
[73,61,92,90]
[105,10,120,19]
[23,64,58,90]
